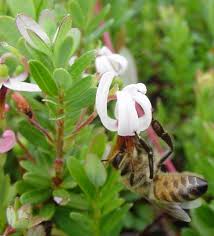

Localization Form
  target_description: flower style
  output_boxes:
[95,47,152,136]
[0,62,40,92]
[0,130,16,153]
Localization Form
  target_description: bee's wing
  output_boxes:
[180,199,202,210]
[149,200,191,222]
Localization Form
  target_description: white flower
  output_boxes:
[0,63,41,92]
[96,47,128,76]
[16,14,51,48]
[95,72,152,136]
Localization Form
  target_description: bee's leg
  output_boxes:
[135,133,154,179]
[151,119,173,166]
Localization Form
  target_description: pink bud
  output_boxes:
[0,130,16,153]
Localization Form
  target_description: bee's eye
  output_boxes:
[112,153,124,169]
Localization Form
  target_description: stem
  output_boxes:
[0,86,8,119]
[16,134,34,162]
[56,93,64,159]
[29,118,54,143]
[3,226,16,236]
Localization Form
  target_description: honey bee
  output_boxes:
[107,119,208,222]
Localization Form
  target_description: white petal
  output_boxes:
[10,71,28,82]
[108,54,128,75]
[95,72,117,131]
[0,83,3,89]
[95,56,115,75]
[68,56,77,66]
[16,14,50,48]
[98,46,112,56]
[116,91,139,136]
[123,83,147,96]
[134,93,152,131]
[4,80,41,92]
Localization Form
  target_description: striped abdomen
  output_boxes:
[153,173,208,202]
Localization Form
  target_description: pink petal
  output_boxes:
[10,71,28,82]
[4,80,41,92]
[0,130,16,153]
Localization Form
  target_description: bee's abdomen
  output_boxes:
[153,173,208,202]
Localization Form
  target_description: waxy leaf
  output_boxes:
[67,156,96,199]
[68,50,95,79]
[20,189,52,204]
[29,60,58,96]
[54,35,74,67]
[28,30,52,56]
[85,154,107,187]
[53,15,72,51]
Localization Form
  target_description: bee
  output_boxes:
[107,119,208,222]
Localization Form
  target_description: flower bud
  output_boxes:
[0,64,9,82]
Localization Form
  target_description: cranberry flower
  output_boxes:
[96,46,128,75]
[95,48,152,136]
[0,63,40,92]
[0,130,16,153]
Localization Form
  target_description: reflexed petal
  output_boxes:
[95,72,117,131]
[134,93,152,131]
[117,91,139,136]
[108,54,128,75]
[95,56,115,75]
[0,130,16,153]
[10,71,28,82]
[4,80,41,92]
[123,83,147,96]
[96,47,128,75]
[98,46,112,56]
[16,14,50,47]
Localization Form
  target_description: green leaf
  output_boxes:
[6,0,36,18]
[27,30,51,56]
[65,75,92,101]
[67,193,89,210]
[86,19,114,42]
[70,28,81,54]
[54,15,72,51]
[0,16,20,46]
[69,0,85,28]
[54,207,88,236]
[86,4,111,33]
[181,228,200,236]
[29,60,58,96]
[101,204,131,236]
[66,156,96,200]
[23,173,51,189]
[54,35,74,67]
[20,189,52,205]
[18,121,49,151]
[85,154,107,187]
[68,50,95,79]
[39,204,55,220]
[191,203,214,236]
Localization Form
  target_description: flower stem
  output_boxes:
[0,86,8,119]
